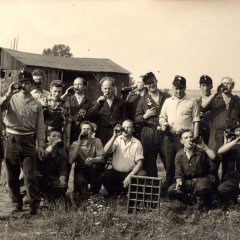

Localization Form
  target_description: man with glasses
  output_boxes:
[159,75,200,192]
[135,72,170,178]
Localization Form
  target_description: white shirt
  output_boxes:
[159,95,200,133]
[75,93,84,105]
[112,136,144,172]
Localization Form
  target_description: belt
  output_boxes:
[6,128,34,136]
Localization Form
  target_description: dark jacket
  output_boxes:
[135,90,170,127]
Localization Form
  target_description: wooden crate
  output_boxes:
[127,175,162,214]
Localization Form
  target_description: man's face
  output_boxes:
[101,80,114,98]
[121,120,134,137]
[21,80,33,94]
[33,75,43,87]
[80,124,93,138]
[74,78,86,93]
[234,127,240,137]
[173,85,186,99]
[200,83,212,97]
[221,78,234,93]
[136,79,145,91]
[50,86,62,100]
[145,80,158,93]
[48,131,62,144]
[180,131,194,149]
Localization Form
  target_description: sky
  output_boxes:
[1,0,240,90]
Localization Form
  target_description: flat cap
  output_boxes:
[200,75,212,85]
[230,121,240,131]
[142,72,157,85]
[18,70,33,82]
[173,75,186,88]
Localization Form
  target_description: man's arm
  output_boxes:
[192,100,200,137]
[218,137,240,155]
[69,141,82,164]
[104,134,118,156]
[201,91,218,109]
[123,160,143,188]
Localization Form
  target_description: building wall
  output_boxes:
[0,49,130,99]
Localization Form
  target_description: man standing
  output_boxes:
[61,77,92,143]
[1,71,45,215]
[31,69,50,103]
[201,76,240,179]
[45,80,70,131]
[197,75,213,144]
[89,76,127,146]
[124,78,147,139]
[135,72,170,177]
[159,75,200,190]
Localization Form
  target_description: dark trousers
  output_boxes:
[5,133,40,210]
[74,164,105,195]
[101,169,146,196]
[100,169,129,196]
[218,171,240,202]
[168,177,215,205]
[38,175,67,201]
[141,127,181,190]
[95,126,113,146]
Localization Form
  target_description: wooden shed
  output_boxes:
[0,47,130,99]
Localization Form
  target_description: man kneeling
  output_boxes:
[38,128,68,202]
[168,129,216,207]
[101,119,145,198]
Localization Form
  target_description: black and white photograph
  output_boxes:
[1,0,240,239]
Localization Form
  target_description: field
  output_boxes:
[1,161,240,240]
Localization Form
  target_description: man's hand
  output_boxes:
[113,124,122,137]
[97,95,107,104]
[161,121,169,131]
[65,86,75,95]
[85,157,94,166]
[38,146,45,160]
[143,107,156,119]
[6,82,19,97]
[59,176,67,188]
[123,174,132,188]
[51,139,62,148]
[175,178,182,190]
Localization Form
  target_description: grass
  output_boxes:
[1,193,240,240]
[1,162,240,240]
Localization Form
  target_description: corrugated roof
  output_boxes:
[1,48,130,74]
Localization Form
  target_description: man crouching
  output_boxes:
[168,129,216,208]
[38,128,68,202]
[101,119,145,198]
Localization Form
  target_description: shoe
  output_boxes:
[29,208,38,215]
[11,204,23,214]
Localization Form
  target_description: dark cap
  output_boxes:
[200,75,212,85]
[173,75,186,88]
[230,121,240,131]
[18,70,33,82]
[142,72,157,85]
[32,69,44,77]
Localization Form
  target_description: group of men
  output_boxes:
[1,68,240,215]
